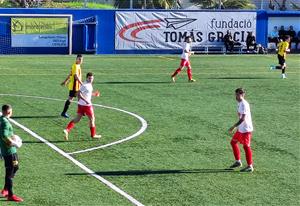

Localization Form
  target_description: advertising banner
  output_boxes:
[11,17,68,47]
[115,11,256,50]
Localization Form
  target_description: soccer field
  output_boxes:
[0,54,299,205]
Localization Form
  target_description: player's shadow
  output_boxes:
[22,139,94,144]
[208,77,271,80]
[12,115,59,119]
[95,81,171,85]
[65,169,234,176]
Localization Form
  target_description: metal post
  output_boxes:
[261,0,264,10]
[84,0,87,8]
[130,0,133,9]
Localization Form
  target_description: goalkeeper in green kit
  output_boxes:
[0,104,23,202]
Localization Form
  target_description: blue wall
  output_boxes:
[0,8,116,54]
[0,8,299,54]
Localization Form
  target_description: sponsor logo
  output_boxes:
[118,18,197,42]
[11,19,23,33]
[165,18,197,29]
[118,19,162,43]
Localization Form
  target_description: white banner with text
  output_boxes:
[115,11,256,50]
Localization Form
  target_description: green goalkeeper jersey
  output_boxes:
[0,116,17,156]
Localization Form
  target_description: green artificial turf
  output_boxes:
[0,54,299,205]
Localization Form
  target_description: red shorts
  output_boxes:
[77,104,94,117]
[232,131,252,146]
[180,59,191,68]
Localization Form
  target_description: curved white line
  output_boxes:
[69,103,147,155]
[1,112,144,206]
[0,93,148,155]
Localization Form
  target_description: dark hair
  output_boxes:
[86,72,93,78]
[2,104,12,112]
[185,36,192,41]
[283,35,290,41]
[235,88,245,94]
[76,54,82,58]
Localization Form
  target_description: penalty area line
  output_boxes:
[6,116,144,206]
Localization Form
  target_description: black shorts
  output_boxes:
[69,90,78,98]
[4,153,19,168]
[277,54,285,65]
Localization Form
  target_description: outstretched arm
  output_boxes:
[61,72,71,86]
[185,49,194,56]
[228,114,245,134]
[92,90,100,97]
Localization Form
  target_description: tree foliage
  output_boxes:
[3,0,49,8]
[114,0,177,9]
[190,0,255,9]
[190,0,215,8]
[223,0,255,9]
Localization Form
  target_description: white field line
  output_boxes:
[1,71,300,76]
[5,116,144,206]
[0,94,147,155]
[158,56,176,61]
[69,103,147,155]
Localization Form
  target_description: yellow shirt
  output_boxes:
[277,41,289,57]
[68,63,82,91]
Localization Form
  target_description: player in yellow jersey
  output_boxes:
[60,54,83,118]
[270,36,290,79]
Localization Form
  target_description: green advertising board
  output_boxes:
[11,17,69,47]
[11,18,68,34]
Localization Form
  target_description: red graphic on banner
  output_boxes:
[119,19,162,42]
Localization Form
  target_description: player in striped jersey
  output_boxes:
[270,36,290,79]
[61,54,83,118]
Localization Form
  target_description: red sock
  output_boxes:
[187,67,192,80]
[243,145,253,165]
[230,140,240,161]
[90,126,96,137]
[172,68,182,77]
[66,121,75,132]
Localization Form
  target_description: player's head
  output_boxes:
[2,104,12,117]
[283,35,290,42]
[86,72,94,83]
[235,88,245,102]
[76,54,83,64]
[185,36,192,43]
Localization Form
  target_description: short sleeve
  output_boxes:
[238,102,247,115]
[2,121,13,139]
[80,84,87,93]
